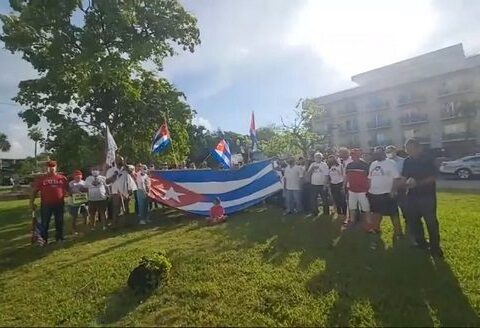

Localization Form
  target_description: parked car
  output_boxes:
[439,155,480,179]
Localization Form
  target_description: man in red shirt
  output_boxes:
[30,160,68,244]
[345,149,371,228]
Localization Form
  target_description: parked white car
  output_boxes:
[439,155,480,180]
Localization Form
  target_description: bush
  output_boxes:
[127,252,172,295]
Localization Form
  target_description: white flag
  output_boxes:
[106,126,118,166]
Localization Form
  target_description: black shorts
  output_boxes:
[367,193,399,216]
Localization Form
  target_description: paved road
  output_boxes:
[437,176,480,191]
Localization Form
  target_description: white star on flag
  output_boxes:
[163,187,184,203]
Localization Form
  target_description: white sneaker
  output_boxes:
[139,220,147,225]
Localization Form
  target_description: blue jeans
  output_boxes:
[285,189,303,213]
[40,203,65,242]
[136,189,148,220]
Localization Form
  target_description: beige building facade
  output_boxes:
[311,44,480,157]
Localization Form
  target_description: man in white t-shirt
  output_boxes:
[368,146,403,246]
[85,167,109,230]
[307,152,330,216]
[283,156,304,214]
[106,156,137,227]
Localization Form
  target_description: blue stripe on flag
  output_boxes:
[156,160,272,182]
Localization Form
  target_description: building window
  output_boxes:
[404,129,415,140]
[444,122,467,135]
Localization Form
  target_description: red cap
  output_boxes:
[73,170,82,177]
[46,160,57,167]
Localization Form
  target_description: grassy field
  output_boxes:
[0,192,479,326]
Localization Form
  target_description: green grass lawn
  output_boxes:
[0,192,479,326]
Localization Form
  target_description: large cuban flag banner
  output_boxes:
[148,160,282,216]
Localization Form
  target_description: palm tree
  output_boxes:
[0,132,11,152]
[27,127,44,159]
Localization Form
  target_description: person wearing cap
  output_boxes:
[30,160,68,244]
[307,152,330,216]
[401,138,443,258]
[136,164,151,225]
[344,149,370,227]
[367,146,403,249]
[85,166,110,230]
[68,170,88,235]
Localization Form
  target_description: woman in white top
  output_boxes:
[327,155,347,218]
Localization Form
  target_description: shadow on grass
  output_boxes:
[98,287,151,325]
[307,231,480,327]
[218,205,343,270]
[0,207,198,275]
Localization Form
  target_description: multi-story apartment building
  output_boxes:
[311,44,480,157]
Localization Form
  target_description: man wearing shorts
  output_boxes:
[85,167,109,230]
[368,147,403,247]
[345,149,370,227]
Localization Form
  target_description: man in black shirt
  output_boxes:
[401,139,443,258]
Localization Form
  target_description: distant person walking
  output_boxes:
[136,165,151,225]
[30,160,68,244]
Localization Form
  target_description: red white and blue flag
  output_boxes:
[151,122,171,154]
[148,160,282,216]
[250,111,258,151]
[211,139,231,169]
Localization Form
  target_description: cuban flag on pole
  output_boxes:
[250,111,258,151]
[211,139,231,169]
[149,160,282,216]
[151,122,171,154]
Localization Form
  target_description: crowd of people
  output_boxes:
[276,138,442,257]
[29,155,228,245]
[29,138,442,258]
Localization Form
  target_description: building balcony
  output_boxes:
[367,120,392,130]
[397,96,426,108]
[339,126,359,134]
[438,86,472,98]
[402,136,430,144]
[440,111,466,120]
[366,103,390,112]
[400,114,428,125]
[368,139,393,147]
[442,132,476,142]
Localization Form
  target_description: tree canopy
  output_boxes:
[1,0,200,172]
[0,132,11,152]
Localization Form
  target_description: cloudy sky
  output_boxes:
[1,0,480,158]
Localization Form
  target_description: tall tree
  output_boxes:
[279,99,327,157]
[27,126,44,158]
[1,0,200,165]
[0,132,11,152]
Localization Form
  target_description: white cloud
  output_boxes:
[192,115,213,131]
[286,0,437,77]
